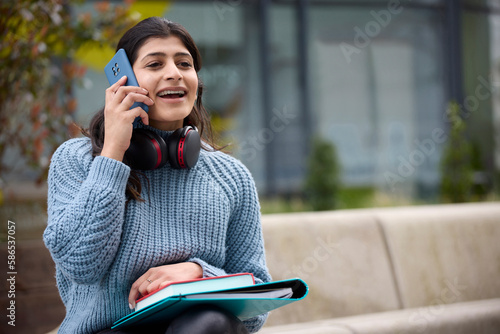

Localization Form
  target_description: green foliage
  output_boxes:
[0,0,138,184]
[440,101,474,203]
[304,136,341,211]
[259,196,309,214]
[337,187,375,209]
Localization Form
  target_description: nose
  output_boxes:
[162,60,182,81]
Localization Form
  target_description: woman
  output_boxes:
[44,17,271,334]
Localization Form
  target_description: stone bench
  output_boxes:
[260,202,500,333]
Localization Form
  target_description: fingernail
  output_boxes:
[142,88,148,93]
[129,303,134,310]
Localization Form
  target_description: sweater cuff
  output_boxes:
[87,156,131,195]
[188,258,227,278]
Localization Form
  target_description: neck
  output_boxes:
[149,119,184,131]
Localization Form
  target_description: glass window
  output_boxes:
[309,3,447,197]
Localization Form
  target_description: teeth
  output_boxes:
[158,90,185,97]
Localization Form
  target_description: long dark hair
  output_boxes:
[81,17,218,201]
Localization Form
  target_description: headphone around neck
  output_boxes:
[124,126,201,170]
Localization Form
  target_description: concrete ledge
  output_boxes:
[261,202,500,332]
[260,298,500,334]
[375,203,500,308]
[262,210,400,326]
[259,322,352,334]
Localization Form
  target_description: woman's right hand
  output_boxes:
[100,76,154,162]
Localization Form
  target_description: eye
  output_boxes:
[146,62,162,68]
[179,61,193,68]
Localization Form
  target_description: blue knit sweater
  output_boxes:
[43,128,272,334]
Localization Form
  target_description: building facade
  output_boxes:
[75,0,499,201]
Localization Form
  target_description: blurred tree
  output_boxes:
[0,0,139,185]
[440,101,474,203]
[304,136,341,211]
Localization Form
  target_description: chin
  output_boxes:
[149,109,191,124]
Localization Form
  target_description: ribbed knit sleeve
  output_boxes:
[224,157,272,333]
[193,152,272,333]
[225,162,270,284]
[43,138,130,284]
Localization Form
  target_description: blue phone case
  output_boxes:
[104,49,148,126]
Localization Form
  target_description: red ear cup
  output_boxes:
[167,126,201,169]
[124,126,200,170]
[125,129,167,170]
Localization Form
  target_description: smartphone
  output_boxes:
[104,48,148,126]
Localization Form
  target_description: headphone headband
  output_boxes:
[125,126,200,170]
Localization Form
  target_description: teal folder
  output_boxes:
[112,278,308,329]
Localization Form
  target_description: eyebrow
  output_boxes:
[141,51,193,61]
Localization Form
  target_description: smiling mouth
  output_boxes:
[157,90,186,99]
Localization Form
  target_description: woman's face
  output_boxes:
[133,36,198,131]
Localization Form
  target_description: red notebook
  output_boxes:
[135,273,255,311]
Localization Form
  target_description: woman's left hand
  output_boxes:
[128,262,203,308]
